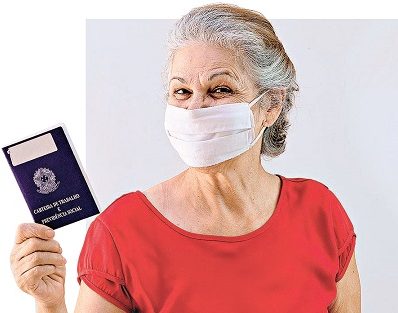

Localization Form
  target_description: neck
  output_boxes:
[178,150,272,215]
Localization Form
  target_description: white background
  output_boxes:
[1,1,397,312]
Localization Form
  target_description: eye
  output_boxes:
[172,88,192,100]
[212,86,232,94]
[210,86,234,99]
[175,88,188,94]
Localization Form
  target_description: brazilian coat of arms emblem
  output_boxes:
[33,167,60,194]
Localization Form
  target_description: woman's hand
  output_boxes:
[10,223,67,311]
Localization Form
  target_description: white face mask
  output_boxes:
[164,90,270,167]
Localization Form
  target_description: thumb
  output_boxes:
[15,223,55,244]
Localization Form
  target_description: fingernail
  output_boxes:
[46,229,55,238]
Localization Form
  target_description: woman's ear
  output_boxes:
[263,88,286,127]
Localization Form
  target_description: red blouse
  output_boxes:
[77,175,357,313]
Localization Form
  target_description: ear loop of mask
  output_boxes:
[249,90,270,148]
[249,89,271,108]
[250,125,268,148]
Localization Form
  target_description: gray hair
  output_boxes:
[163,3,299,158]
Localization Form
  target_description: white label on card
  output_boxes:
[8,133,58,166]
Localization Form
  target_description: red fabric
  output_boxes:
[77,175,357,313]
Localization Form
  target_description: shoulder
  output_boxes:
[83,190,151,252]
[284,176,349,210]
[281,175,353,225]
[95,191,143,228]
[282,175,331,197]
[280,175,339,218]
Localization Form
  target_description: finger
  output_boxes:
[48,265,66,284]
[15,238,62,262]
[18,265,56,292]
[17,252,66,277]
[15,223,55,244]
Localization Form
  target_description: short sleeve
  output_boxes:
[328,189,357,282]
[77,217,135,312]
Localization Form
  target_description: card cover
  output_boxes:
[2,123,100,229]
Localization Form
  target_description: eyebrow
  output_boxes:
[169,76,187,84]
[208,70,238,81]
[169,70,238,84]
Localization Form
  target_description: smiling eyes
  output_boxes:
[172,86,233,100]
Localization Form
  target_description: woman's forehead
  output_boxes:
[169,43,245,81]
[169,69,242,87]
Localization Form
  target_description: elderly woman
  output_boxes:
[10,3,360,313]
